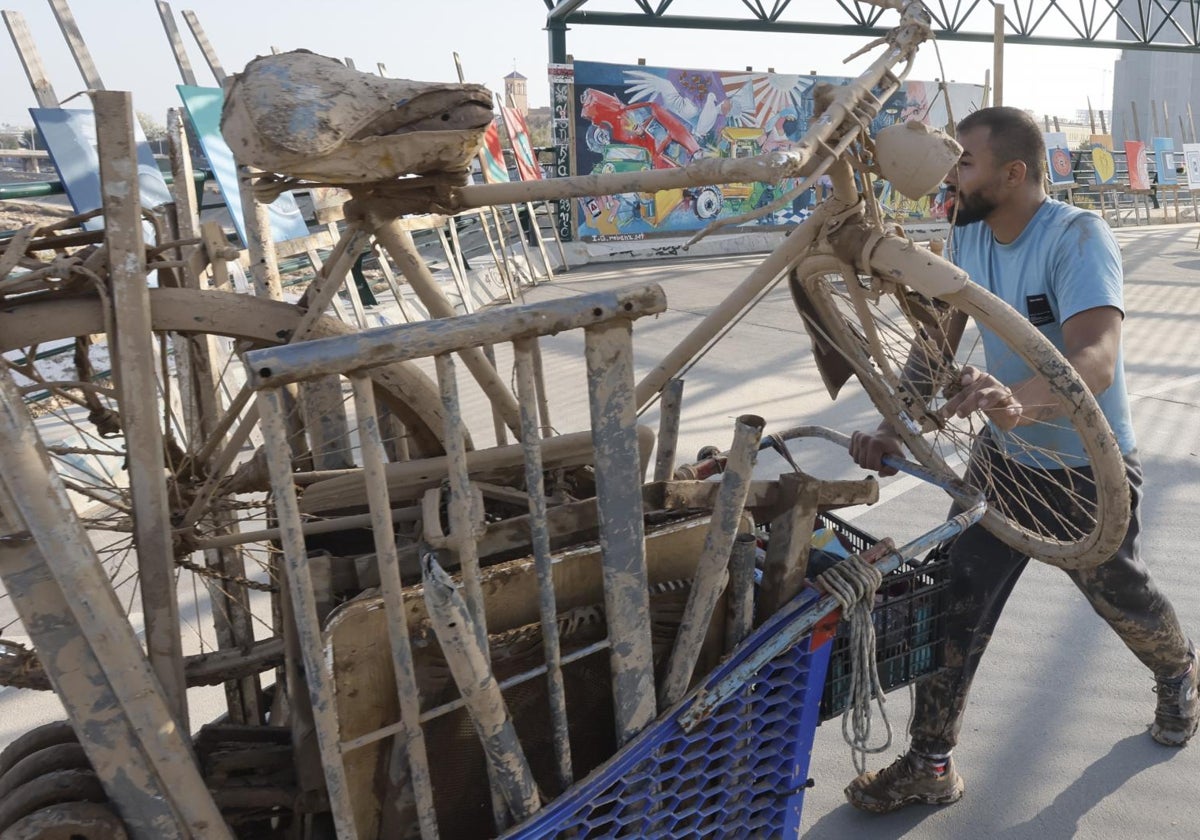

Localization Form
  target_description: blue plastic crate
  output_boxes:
[505,587,832,839]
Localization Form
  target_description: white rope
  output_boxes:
[816,553,891,774]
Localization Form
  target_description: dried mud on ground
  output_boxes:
[0,200,73,233]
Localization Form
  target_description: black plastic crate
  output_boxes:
[811,513,951,721]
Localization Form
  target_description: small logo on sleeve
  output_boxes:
[1026,294,1056,326]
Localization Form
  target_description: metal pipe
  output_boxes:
[514,336,573,789]
[652,378,685,482]
[255,388,359,838]
[530,338,553,437]
[422,554,542,822]
[660,414,764,708]
[726,532,757,652]
[350,376,441,840]
[584,320,657,743]
[244,284,667,391]
[433,352,509,830]
[371,219,522,432]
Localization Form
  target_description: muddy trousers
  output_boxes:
[909,450,1193,755]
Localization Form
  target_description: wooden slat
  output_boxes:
[95,90,189,727]
[155,1,198,86]
[3,10,60,107]
[181,9,227,84]
[49,0,104,90]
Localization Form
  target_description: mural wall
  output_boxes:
[571,60,983,242]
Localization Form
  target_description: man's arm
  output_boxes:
[851,308,969,475]
[942,305,1123,430]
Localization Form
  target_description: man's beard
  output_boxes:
[949,189,997,227]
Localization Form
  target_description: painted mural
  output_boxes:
[571,60,983,241]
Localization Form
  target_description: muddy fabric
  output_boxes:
[909,447,1193,754]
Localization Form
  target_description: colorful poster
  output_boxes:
[1153,137,1177,185]
[1088,134,1117,185]
[477,120,510,184]
[1125,141,1150,190]
[571,60,982,241]
[499,106,543,181]
[177,85,309,246]
[30,108,171,242]
[1044,132,1074,184]
[1183,143,1200,189]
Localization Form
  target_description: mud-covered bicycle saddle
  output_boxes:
[221,50,493,185]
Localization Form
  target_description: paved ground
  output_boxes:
[3,221,1198,836]
[504,223,1200,838]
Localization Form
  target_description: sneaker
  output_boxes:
[844,751,965,814]
[1151,657,1199,747]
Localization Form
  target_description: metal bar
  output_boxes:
[583,320,657,743]
[476,208,518,303]
[341,640,611,753]
[660,414,763,709]
[0,379,229,839]
[188,503,421,551]
[482,344,510,446]
[440,221,476,312]
[95,91,189,727]
[726,532,757,651]
[180,9,228,84]
[245,283,667,390]
[48,0,104,90]
[513,336,573,789]
[422,555,542,822]
[371,220,522,433]
[993,3,1005,106]
[652,378,685,482]
[349,375,440,840]
[559,6,1200,52]
[530,338,553,437]
[154,1,198,86]
[434,354,488,646]
[256,388,359,838]
[526,201,557,281]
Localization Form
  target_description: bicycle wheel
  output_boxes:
[0,286,446,697]
[791,254,1130,570]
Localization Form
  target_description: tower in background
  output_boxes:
[504,70,528,117]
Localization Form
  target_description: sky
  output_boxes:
[0,0,1122,130]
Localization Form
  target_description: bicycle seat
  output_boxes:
[221,50,494,185]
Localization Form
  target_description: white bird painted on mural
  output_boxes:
[622,70,722,136]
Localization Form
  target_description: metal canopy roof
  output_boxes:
[543,0,1200,62]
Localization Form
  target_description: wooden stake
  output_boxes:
[3,11,60,107]
[155,1,198,86]
[181,9,228,84]
[49,0,104,90]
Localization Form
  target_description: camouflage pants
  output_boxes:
[909,449,1193,755]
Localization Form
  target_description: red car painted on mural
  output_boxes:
[580,88,700,168]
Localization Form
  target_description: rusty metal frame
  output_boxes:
[544,0,1200,62]
[244,285,667,835]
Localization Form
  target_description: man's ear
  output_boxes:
[1004,159,1029,187]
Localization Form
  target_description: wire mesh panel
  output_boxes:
[505,588,831,839]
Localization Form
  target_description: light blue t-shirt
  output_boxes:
[948,199,1136,468]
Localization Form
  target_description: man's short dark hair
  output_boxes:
[957,106,1045,181]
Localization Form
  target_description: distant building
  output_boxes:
[1111,4,1200,146]
[504,71,528,117]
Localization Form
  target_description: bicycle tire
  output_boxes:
[792,254,1130,569]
